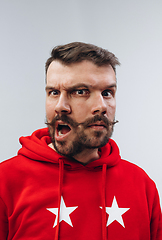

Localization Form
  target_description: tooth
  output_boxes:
[58,131,63,136]
[57,123,70,136]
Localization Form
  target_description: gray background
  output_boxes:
[1,0,162,202]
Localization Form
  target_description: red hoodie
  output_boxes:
[0,128,162,240]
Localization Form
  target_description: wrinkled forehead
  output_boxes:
[46,60,116,88]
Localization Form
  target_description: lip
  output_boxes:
[88,121,107,130]
[88,125,106,130]
[55,120,72,141]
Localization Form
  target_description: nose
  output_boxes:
[91,94,107,115]
[55,94,71,115]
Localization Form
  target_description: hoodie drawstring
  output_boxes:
[55,159,64,240]
[55,160,107,240]
[102,164,107,240]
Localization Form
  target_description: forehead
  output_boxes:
[46,60,116,89]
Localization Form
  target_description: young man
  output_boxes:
[0,42,161,240]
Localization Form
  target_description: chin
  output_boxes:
[86,137,109,149]
[53,139,83,157]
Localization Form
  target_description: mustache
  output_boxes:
[46,114,118,129]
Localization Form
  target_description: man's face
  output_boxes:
[46,60,117,158]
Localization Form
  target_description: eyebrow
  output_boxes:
[45,84,89,92]
[45,86,58,92]
[45,83,117,92]
[45,86,52,91]
[65,83,92,92]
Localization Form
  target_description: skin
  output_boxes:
[46,60,117,164]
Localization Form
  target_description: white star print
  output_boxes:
[100,196,130,228]
[47,196,78,228]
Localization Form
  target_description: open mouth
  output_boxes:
[57,123,71,136]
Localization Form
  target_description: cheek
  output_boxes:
[106,102,116,119]
[45,100,56,122]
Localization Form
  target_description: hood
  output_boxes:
[18,128,121,169]
[18,128,121,240]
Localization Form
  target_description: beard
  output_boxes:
[46,114,117,158]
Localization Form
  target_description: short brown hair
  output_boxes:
[45,42,120,74]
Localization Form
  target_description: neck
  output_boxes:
[48,143,100,164]
[73,148,100,164]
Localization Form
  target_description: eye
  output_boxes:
[102,90,113,97]
[49,90,59,96]
[72,89,89,96]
